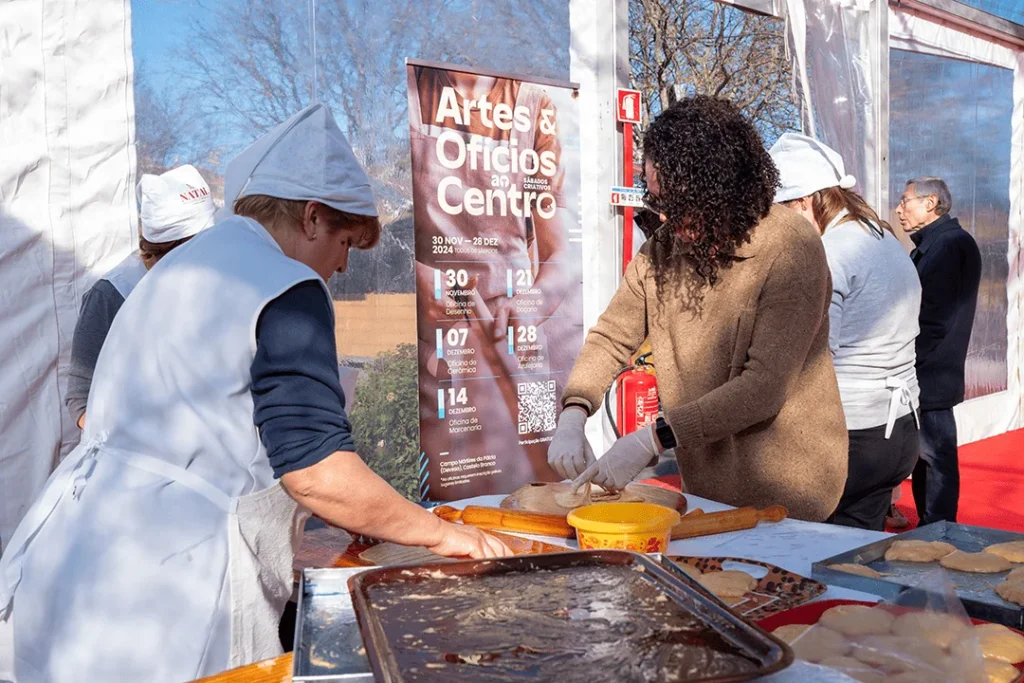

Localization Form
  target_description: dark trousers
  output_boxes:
[828,413,920,531]
[912,408,959,525]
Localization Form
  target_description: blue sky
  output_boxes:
[131,0,198,88]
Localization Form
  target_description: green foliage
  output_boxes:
[349,344,421,501]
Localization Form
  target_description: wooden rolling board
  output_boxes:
[500,481,687,516]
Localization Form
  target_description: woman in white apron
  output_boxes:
[769,133,922,531]
[66,164,216,430]
[0,104,509,683]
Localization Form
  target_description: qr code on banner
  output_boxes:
[517,380,557,435]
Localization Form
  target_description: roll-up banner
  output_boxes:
[407,59,583,499]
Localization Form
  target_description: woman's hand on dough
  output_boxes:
[427,521,513,559]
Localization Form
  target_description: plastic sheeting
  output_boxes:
[785,0,882,207]
[888,8,1023,444]
[0,0,136,547]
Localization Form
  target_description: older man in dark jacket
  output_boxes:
[895,176,982,524]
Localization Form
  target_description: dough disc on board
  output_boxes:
[699,570,757,598]
[996,580,1024,607]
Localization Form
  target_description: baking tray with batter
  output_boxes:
[348,550,793,682]
[812,521,1024,628]
[292,567,376,682]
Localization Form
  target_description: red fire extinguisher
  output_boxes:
[605,353,660,438]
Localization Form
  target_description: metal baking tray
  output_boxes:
[812,521,1024,628]
[348,550,793,682]
[292,567,376,682]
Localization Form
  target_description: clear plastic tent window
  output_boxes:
[957,0,1024,26]
[888,49,1012,400]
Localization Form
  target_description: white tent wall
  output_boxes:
[785,0,1023,445]
[0,0,136,547]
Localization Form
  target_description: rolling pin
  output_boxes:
[670,506,787,540]
[433,505,575,538]
[433,504,784,541]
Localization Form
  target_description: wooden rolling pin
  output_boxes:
[670,505,787,539]
[432,504,785,541]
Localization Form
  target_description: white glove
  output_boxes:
[547,407,596,480]
[575,424,661,492]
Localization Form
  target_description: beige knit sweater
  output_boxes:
[564,205,848,522]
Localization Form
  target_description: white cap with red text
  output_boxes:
[137,164,217,243]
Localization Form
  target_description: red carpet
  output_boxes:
[890,428,1024,533]
[647,429,1024,534]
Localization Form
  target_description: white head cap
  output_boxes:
[769,133,856,204]
[137,164,216,243]
[218,103,378,220]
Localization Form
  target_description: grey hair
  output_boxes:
[906,176,952,216]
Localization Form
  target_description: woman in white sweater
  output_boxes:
[769,134,922,531]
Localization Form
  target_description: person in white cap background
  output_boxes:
[769,133,922,531]
[65,164,216,430]
[0,103,511,683]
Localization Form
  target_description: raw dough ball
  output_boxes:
[830,563,883,579]
[891,611,971,649]
[953,624,1024,664]
[788,625,852,663]
[984,660,1020,683]
[819,604,896,637]
[851,635,945,672]
[984,542,1024,564]
[818,656,885,683]
[996,580,1024,607]
[699,570,757,598]
[885,540,957,563]
[940,551,1012,574]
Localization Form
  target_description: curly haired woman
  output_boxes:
[547,96,848,521]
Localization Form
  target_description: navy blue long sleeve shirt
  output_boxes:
[251,280,356,478]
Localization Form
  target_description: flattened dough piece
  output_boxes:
[953,624,1024,664]
[985,660,1020,683]
[673,562,703,582]
[818,656,885,683]
[940,550,1012,574]
[819,604,896,637]
[699,570,757,598]
[787,625,851,663]
[830,563,883,579]
[851,635,945,672]
[885,540,957,563]
[996,580,1024,607]
[891,611,971,649]
[985,542,1024,564]
[773,624,811,643]
[1006,567,1024,583]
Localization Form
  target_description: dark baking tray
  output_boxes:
[292,567,375,682]
[812,521,1024,628]
[348,550,793,682]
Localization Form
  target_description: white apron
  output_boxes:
[102,251,147,300]
[0,216,322,682]
[837,369,921,439]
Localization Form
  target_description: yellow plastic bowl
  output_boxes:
[567,502,681,554]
